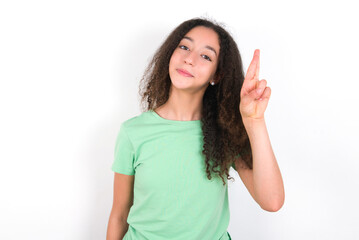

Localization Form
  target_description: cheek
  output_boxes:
[170,49,182,59]
[169,51,180,67]
[198,62,216,77]
[169,54,180,76]
[169,54,176,68]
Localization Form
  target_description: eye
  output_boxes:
[201,54,212,62]
[179,45,189,50]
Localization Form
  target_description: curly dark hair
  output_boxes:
[138,17,253,186]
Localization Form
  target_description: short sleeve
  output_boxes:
[111,123,135,175]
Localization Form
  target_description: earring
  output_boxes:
[210,81,215,85]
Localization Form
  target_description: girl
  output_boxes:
[107,17,285,240]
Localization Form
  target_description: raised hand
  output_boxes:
[239,49,271,120]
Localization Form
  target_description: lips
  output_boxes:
[176,68,194,77]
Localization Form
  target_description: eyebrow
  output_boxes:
[182,36,218,57]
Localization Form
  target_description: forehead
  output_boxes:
[183,26,220,51]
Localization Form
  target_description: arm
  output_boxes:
[107,216,129,240]
[236,49,284,212]
[237,118,285,212]
[106,173,134,240]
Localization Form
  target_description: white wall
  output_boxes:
[1,0,358,239]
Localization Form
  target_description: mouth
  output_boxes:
[176,68,194,77]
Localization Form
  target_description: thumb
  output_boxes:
[248,87,263,100]
[241,87,261,106]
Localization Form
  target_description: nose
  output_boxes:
[184,52,195,65]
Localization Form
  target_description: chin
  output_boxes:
[171,81,192,90]
[169,73,189,87]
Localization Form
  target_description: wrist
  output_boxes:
[242,117,265,124]
[242,117,266,131]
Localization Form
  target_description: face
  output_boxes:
[168,26,220,92]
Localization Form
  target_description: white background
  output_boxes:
[1,0,358,239]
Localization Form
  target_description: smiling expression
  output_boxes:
[168,26,220,92]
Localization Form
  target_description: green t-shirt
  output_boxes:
[111,110,233,240]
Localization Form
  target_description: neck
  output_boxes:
[155,86,206,121]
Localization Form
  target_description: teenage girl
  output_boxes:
[107,18,285,240]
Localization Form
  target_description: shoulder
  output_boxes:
[121,111,152,128]
[120,111,155,138]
